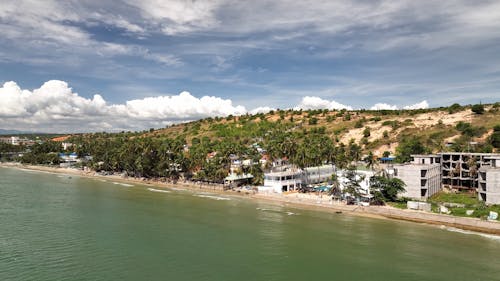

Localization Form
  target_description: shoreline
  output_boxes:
[2,162,500,235]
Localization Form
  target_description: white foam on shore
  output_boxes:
[441,226,500,241]
[112,182,133,187]
[195,194,231,201]
[148,188,171,193]
[256,208,298,216]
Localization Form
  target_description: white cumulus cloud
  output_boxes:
[249,106,275,114]
[370,103,398,110]
[0,80,247,132]
[403,100,429,110]
[295,96,353,110]
[368,100,430,110]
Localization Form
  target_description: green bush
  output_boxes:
[471,104,485,114]
[448,103,462,114]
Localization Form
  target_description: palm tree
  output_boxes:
[452,164,461,189]
[365,151,377,171]
[467,157,478,190]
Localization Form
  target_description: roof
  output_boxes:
[224,173,254,181]
[484,156,500,160]
[265,169,303,177]
[411,154,439,157]
[438,152,500,156]
[51,135,71,142]
[380,157,394,161]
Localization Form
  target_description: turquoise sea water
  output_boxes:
[1,167,499,281]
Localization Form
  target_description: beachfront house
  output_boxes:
[303,164,336,185]
[59,152,80,167]
[259,164,336,193]
[224,173,254,188]
[336,169,375,199]
[260,167,304,193]
[224,155,254,188]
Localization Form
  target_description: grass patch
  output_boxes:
[387,199,408,209]
[428,192,478,207]
[428,191,500,220]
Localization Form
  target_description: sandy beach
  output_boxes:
[2,162,500,235]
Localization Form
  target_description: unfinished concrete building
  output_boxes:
[440,152,500,190]
[478,156,500,204]
[390,155,442,200]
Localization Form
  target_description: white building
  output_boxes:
[59,152,80,167]
[303,165,336,185]
[336,169,375,198]
[260,167,304,193]
[389,155,441,200]
[10,136,19,145]
[259,164,337,194]
[478,156,500,205]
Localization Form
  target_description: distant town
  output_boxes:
[1,103,499,221]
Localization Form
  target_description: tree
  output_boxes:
[471,104,485,114]
[363,127,371,138]
[347,139,361,164]
[448,103,462,114]
[395,137,426,163]
[342,165,363,200]
[364,151,377,171]
[467,157,478,189]
[370,176,406,202]
[329,173,342,200]
[490,125,500,148]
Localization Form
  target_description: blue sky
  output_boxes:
[1,0,500,132]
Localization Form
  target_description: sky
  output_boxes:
[1,0,500,132]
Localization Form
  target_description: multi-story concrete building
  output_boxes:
[478,156,500,205]
[389,155,442,200]
[440,152,500,189]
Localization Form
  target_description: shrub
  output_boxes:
[471,104,485,114]
[354,120,364,128]
[491,125,500,148]
[448,103,462,114]
[363,127,371,138]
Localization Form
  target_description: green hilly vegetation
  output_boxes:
[2,102,499,185]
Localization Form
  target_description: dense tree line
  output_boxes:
[11,103,499,184]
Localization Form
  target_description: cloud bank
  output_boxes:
[0,81,246,132]
[370,101,429,110]
[295,96,353,111]
[0,80,431,132]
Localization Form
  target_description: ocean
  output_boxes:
[1,167,499,281]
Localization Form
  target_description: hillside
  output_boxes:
[12,102,499,184]
[149,103,500,156]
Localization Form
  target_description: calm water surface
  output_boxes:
[1,167,499,281]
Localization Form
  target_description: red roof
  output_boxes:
[51,135,71,142]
